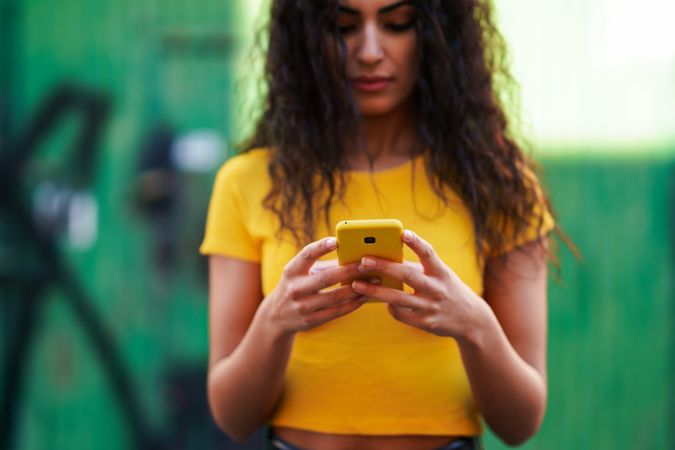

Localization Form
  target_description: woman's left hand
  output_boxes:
[351,229,488,341]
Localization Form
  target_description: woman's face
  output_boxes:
[337,0,418,117]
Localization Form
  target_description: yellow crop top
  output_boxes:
[200,148,554,436]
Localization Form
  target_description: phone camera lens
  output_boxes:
[364,236,376,244]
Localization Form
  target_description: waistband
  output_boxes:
[268,433,482,450]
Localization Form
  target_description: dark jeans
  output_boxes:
[264,428,484,450]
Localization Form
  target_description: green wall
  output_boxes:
[2,0,240,448]
[486,157,674,449]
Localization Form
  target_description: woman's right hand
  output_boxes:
[262,237,369,336]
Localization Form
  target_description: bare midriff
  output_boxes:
[273,427,461,450]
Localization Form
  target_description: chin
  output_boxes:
[356,99,401,117]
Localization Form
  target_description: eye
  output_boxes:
[385,20,416,33]
[338,24,358,35]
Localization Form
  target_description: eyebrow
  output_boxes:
[338,0,414,16]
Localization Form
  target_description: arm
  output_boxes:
[458,238,548,446]
[206,255,293,442]
[351,231,549,446]
[207,238,367,441]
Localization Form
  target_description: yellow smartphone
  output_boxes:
[336,219,404,300]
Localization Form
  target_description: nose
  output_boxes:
[356,25,384,65]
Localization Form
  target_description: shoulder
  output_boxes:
[217,147,271,181]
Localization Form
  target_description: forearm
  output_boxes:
[207,303,294,441]
[457,301,547,446]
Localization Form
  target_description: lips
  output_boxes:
[352,76,392,92]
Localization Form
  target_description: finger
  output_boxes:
[401,230,445,276]
[309,259,339,275]
[284,237,337,276]
[294,285,363,313]
[403,261,424,272]
[289,262,362,297]
[351,280,430,310]
[359,256,436,294]
[387,304,427,328]
[306,297,367,328]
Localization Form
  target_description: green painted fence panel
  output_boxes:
[485,157,674,449]
[3,0,241,448]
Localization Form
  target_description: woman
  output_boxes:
[200,0,556,449]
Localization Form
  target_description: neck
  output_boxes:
[345,102,419,169]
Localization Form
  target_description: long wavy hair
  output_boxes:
[238,0,562,259]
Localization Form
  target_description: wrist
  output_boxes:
[455,295,497,351]
[255,296,297,343]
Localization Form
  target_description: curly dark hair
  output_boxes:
[238,0,561,259]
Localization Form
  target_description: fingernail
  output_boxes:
[352,280,365,291]
[361,256,375,268]
[326,237,337,249]
[368,277,381,285]
[402,230,413,242]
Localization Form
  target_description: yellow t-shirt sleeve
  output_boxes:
[199,159,261,262]
[490,167,556,256]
